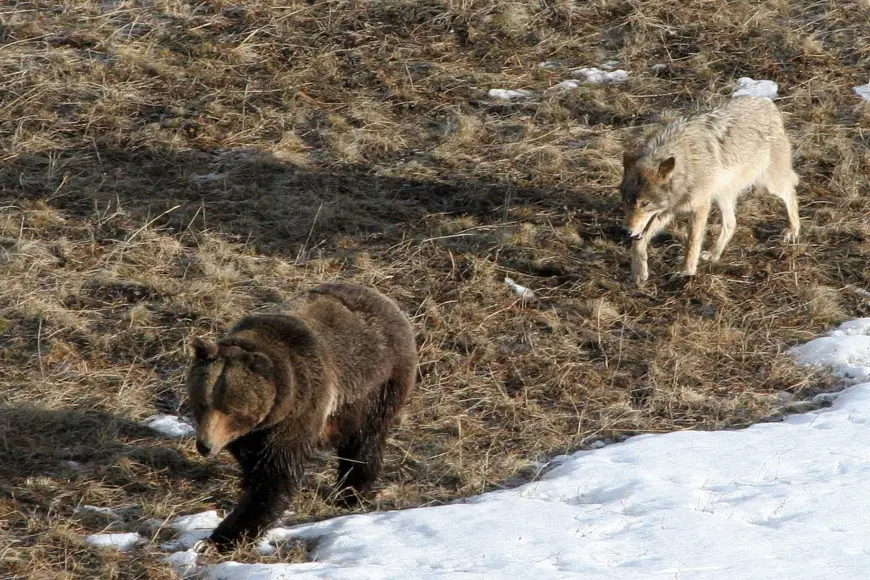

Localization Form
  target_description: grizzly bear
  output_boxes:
[185,282,418,549]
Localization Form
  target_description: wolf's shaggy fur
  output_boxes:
[186,282,418,549]
[620,96,800,284]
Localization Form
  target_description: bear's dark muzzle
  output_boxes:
[196,439,213,457]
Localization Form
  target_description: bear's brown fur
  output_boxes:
[186,282,418,549]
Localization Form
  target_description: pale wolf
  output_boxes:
[620,96,800,284]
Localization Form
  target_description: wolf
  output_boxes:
[619,96,800,284]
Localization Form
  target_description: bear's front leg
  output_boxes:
[209,446,307,550]
[209,481,291,549]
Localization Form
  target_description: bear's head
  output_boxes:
[185,337,276,457]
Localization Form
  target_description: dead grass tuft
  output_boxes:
[0,0,868,577]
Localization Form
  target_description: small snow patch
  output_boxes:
[165,550,200,576]
[829,319,870,337]
[144,415,195,438]
[256,527,298,555]
[570,67,628,84]
[504,277,535,302]
[731,77,778,99]
[488,88,534,101]
[162,511,223,551]
[789,318,870,374]
[854,82,870,101]
[538,61,559,69]
[547,80,580,92]
[85,532,143,552]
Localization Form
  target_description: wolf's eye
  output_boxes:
[639,200,652,208]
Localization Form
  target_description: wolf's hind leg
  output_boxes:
[761,138,800,243]
[701,199,737,262]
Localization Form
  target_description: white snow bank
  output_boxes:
[570,67,628,84]
[731,77,778,99]
[488,89,534,101]
[144,414,195,438]
[164,318,870,579]
[85,533,144,552]
[854,82,870,101]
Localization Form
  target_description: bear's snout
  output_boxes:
[196,439,213,457]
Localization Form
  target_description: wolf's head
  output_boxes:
[619,151,676,240]
[185,337,277,457]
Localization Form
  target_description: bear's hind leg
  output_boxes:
[334,374,411,507]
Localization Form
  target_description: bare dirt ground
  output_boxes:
[1,0,868,577]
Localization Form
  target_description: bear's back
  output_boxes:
[299,284,415,398]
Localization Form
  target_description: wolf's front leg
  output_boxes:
[630,239,650,285]
[630,213,672,285]
[681,203,711,277]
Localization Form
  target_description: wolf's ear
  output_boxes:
[190,337,219,360]
[623,150,640,169]
[658,156,675,179]
[245,352,274,376]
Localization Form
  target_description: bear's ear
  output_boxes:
[245,351,274,376]
[190,337,219,360]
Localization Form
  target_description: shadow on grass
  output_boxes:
[3,142,626,260]
[0,405,216,493]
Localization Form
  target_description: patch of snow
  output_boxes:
[731,77,778,99]
[538,61,560,69]
[651,63,669,73]
[85,533,143,552]
[165,550,200,576]
[854,82,870,101]
[547,80,580,92]
[161,510,224,551]
[488,88,535,101]
[570,67,629,84]
[504,277,535,301]
[789,318,870,375]
[828,318,870,337]
[599,60,621,71]
[165,318,870,580]
[144,414,196,438]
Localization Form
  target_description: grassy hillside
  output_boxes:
[1,0,867,577]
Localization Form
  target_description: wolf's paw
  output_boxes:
[783,228,799,244]
[630,271,649,286]
[671,270,696,282]
[700,251,720,263]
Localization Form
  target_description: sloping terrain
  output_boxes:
[0,1,867,577]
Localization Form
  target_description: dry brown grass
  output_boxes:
[1,0,868,577]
